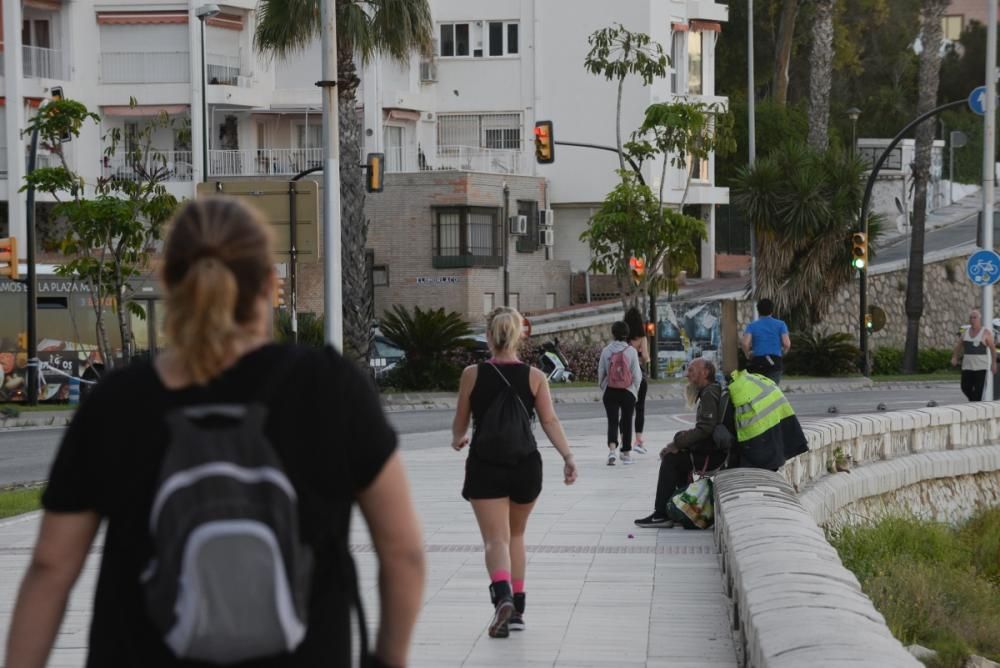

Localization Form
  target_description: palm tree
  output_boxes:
[733,141,872,330]
[903,0,948,373]
[806,0,836,150]
[772,0,800,107]
[255,0,433,364]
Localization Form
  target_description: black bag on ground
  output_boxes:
[142,403,314,664]
[471,363,537,465]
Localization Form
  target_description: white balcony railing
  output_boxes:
[206,52,252,87]
[105,150,194,182]
[101,52,190,84]
[385,145,530,175]
[23,45,64,79]
[209,148,322,177]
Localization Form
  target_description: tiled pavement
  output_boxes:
[0,426,739,667]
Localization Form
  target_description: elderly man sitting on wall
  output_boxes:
[634,358,729,529]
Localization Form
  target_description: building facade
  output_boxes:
[359,0,730,321]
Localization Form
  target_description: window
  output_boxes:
[296,123,322,149]
[942,15,963,41]
[546,293,556,310]
[373,265,389,287]
[433,207,502,268]
[438,113,522,150]
[440,23,470,57]
[487,21,519,56]
[688,31,703,95]
[671,31,685,93]
[384,125,404,172]
[509,293,520,310]
[483,293,495,314]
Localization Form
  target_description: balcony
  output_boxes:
[207,52,252,87]
[104,150,194,182]
[23,45,65,79]
[101,52,190,84]
[208,148,322,177]
[385,145,530,175]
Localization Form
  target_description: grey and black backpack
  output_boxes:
[141,402,314,664]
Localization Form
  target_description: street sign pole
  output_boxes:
[983,2,997,400]
[319,0,342,350]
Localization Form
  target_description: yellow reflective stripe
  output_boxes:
[736,387,795,440]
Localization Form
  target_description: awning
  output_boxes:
[0,97,46,108]
[385,109,421,122]
[26,0,62,10]
[690,20,722,32]
[101,104,189,117]
[671,22,689,32]
[96,11,188,25]
[207,13,244,30]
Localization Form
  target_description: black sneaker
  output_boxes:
[488,599,514,638]
[634,513,674,528]
[509,592,526,631]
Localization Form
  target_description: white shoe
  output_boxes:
[621,452,633,465]
[633,444,648,455]
[607,449,617,466]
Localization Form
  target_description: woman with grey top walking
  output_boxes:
[951,309,998,401]
[598,321,643,465]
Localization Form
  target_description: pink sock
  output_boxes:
[512,579,525,594]
[490,570,511,584]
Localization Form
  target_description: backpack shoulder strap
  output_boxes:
[486,362,533,422]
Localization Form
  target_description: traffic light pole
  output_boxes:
[856,98,966,376]
[25,125,40,405]
[554,141,647,186]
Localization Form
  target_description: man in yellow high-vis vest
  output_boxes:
[727,369,807,470]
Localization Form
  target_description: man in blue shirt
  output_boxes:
[742,298,791,384]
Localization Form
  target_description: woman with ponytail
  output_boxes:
[7,197,426,668]
[451,306,578,638]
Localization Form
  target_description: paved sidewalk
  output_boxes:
[0,427,739,667]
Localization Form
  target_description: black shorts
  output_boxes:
[462,449,543,504]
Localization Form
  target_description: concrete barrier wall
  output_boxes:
[715,404,1000,667]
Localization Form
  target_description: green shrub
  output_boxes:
[379,305,472,391]
[274,311,325,347]
[872,347,955,375]
[829,511,1000,667]
[783,330,859,376]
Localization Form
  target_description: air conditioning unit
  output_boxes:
[419,60,438,82]
[538,208,555,227]
[509,215,528,235]
[539,228,554,247]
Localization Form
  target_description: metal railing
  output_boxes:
[385,145,530,175]
[208,148,323,176]
[104,150,194,182]
[206,52,252,86]
[101,51,190,84]
[23,45,64,79]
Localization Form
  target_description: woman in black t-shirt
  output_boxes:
[5,198,426,668]
[451,307,577,639]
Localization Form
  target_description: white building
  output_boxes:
[1,0,324,243]
[360,0,730,289]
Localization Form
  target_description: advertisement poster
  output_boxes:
[655,300,722,378]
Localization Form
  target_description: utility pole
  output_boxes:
[983,0,997,399]
[319,0,342,349]
[748,0,757,299]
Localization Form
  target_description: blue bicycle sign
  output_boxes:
[967,249,1000,286]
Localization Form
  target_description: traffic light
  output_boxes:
[0,237,18,280]
[534,120,554,164]
[851,232,868,270]
[273,276,286,308]
[365,152,384,193]
[645,321,655,336]
[48,86,72,142]
[17,332,28,351]
[629,256,646,284]
[864,313,873,332]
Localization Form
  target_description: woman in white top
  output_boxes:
[950,308,998,401]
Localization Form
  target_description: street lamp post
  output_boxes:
[847,107,861,157]
[195,4,220,181]
[747,0,757,299]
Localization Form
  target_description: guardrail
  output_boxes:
[23,45,64,79]
[208,148,322,177]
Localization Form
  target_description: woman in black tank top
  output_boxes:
[451,307,577,639]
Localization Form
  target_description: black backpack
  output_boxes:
[471,363,537,465]
[712,388,737,454]
[141,402,314,664]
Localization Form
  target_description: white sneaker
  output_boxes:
[633,444,648,455]
[607,449,617,466]
[621,452,633,465]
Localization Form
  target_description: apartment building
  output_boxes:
[360,0,729,320]
[943,0,986,40]
[1,0,323,245]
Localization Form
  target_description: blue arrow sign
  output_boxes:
[967,249,1000,286]
[969,86,989,115]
